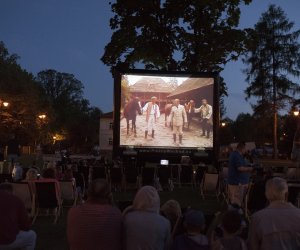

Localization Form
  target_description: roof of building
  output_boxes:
[167,77,214,98]
[130,77,175,93]
[101,111,113,119]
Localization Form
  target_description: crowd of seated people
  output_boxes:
[1,155,300,250]
[65,177,300,250]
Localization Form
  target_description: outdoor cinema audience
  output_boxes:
[248,177,300,250]
[0,183,36,250]
[122,185,171,250]
[67,178,122,250]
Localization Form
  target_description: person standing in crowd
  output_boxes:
[195,99,213,138]
[171,209,209,250]
[6,134,21,167]
[0,183,36,250]
[12,162,23,182]
[123,186,171,250]
[228,142,253,206]
[142,96,160,139]
[67,179,122,250]
[170,99,187,145]
[248,177,300,250]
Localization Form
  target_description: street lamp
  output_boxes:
[293,109,299,116]
[38,114,46,120]
[2,102,9,107]
[221,122,226,127]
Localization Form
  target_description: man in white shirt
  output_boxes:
[170,99,187,145]
[142,96,160,139]
[195,99,213,138]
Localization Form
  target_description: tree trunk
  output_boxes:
[272,50,278,159]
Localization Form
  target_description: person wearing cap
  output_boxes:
[123,186,171,250]
[171,209,210,250]
[142,96,160,139]
[67,178,122,250]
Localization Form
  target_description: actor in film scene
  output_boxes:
[170,99,187,145]
[195,99,213,138]
[142,96,160,139]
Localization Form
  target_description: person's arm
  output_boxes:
[182,107,188,123]
[164,221,172,250]
[237,166,253,172]
[194,107,200,113]
[156,104,160,118]
[205,105,213,119]
[142,102,148,112]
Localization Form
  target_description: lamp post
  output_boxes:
[37,114,47,149]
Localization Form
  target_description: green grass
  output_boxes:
[32,187,223,250]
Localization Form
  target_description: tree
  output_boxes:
[36,69,102,151]
[36,69,85,130]
[102,0,252,115]
[0,41,49,145]
[243,5,300,158]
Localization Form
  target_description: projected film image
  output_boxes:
[119,74,214,149]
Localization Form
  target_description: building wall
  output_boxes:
[99,117,113,153]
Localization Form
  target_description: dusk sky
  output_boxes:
[1,0,300,119]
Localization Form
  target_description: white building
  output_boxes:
[99,112,113,159]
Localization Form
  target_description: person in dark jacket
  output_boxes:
[171,209,210,250]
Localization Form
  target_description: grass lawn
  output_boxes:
[32,187,223,250]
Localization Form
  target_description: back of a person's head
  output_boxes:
[64,169,73,179]
[0,183,13,193]
[236,142,246,151]
[265,177,288,202]
[222,210,242,235]
[42,167,56,178]
[132,186,160,213]
[88,178,112,203]
[160,199,182,223]
[160,200,182,230]
[26,168,38,181]
[183,209,206,233]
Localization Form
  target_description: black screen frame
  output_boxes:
[112,68,220,162]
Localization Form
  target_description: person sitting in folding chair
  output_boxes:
[0,183,36,250]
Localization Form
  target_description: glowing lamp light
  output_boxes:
[221,122,226,127]
[38,114,46,119]
[293,110,299,116]
[2,102,9,107]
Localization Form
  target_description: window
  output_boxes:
[108,138,113,145]
[109,122,113,130]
